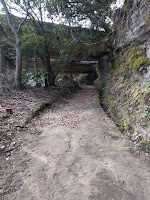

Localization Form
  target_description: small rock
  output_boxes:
[0,145,5,149]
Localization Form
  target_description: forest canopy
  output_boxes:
[0,0,118,88]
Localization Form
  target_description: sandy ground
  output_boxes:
[0,86,150,200]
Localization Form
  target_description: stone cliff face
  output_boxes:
[114,0,150,49]
[101,0,150,151]
[113,0,150,81]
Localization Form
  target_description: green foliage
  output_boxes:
[21,68,46,87]
[47,0,115,32]
[21,25,44,59]
[50,25,76,74]
[51,23,104,76]
[1,0,116,84]
[0,14,16,45]
[21,68,35,85]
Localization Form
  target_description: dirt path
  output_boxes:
[1,86,150,200]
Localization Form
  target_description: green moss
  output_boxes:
[103,86,113,110]
[123,2,128,10]
[103,84,132,132]
[24,102,48,125]
[121,119,132,132]
[145,13,150,23]
[30,103,46,118]
[102,85,119,118]
[102,46,150,152]
[117,47,150,74]
[138,139,150,153]
[130,56,149,70]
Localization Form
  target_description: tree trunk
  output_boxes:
[44,42,55,87]
[0,46,5,73]
[14,44,22,88]
[34,49,39,86]
[0,0,28,89]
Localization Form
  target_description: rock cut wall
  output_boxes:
[102,0,150,149]
[114,0,150,49]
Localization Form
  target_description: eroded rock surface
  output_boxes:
[114,0,150,49]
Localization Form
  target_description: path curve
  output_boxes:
[2,86,150,200]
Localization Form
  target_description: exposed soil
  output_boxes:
[0,87,59,159]
[0,79,79,158]
[0,85,150,200]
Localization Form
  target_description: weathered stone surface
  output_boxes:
[101,0,150,140]
[113,0,150,49]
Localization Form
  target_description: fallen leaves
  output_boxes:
[30,90,96,130]
[0,88,97,160]
[0,87,61,158]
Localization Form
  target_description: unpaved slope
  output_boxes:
[1,86,150,200]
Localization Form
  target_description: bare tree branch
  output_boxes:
[0,24,16,48]
[0,0,17,34]
[61,0,76,41]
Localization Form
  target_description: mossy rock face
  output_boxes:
[102,45,150,152]
[119,46,150,74]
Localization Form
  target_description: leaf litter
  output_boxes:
[0,86,97,197]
